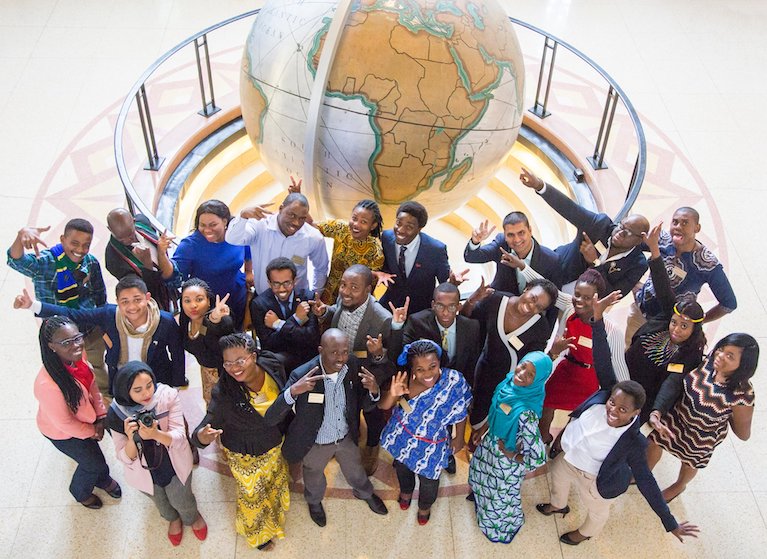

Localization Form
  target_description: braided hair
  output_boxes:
[396,339,442,371]
[354,199,383,238]
[218,332,259,405]
[38,316,84,414]
[179,278,215,329]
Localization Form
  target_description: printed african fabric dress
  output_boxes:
[380,368,471,479]
[468,411,546,543]
[224,375,290,547]
[317,219,384,303]
[648,364,755,468]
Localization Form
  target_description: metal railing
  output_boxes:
[114,10,646,229]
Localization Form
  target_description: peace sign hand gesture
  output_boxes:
[209,293,231,323]
[289,366,323,398]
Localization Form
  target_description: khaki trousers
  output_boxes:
[549,452,613,537]
[624,301,647,346]
[83,328,109,398]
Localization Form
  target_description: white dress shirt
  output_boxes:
[561,404,635,476]
[398,234,421,277]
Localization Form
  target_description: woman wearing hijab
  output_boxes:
[467,351,553,543]
[107,361,206,546]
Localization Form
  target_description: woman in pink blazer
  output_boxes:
[107,361,207,546]
[35,316,121,509]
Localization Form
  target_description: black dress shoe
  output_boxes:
[80,494,103,509]
[103,479,122,499]
[445,454,456,474]
[308,502,326,527]
[360,493,388,515]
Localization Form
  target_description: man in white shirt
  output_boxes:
[226,193,329,295]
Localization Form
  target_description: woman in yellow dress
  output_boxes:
[192,332,291,551]
[289,177,385,303]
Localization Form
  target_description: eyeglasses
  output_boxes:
[222,354,254,370]
[433,303,458,312]
[269,280,294,289]
[53,334,85,347]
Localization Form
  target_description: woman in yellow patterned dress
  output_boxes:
[288,177,384,303]
[192,332,291,551]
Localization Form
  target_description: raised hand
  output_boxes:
[592,290,622,320]
[209,293,231,323]
[13,288,33,309]
[17,226,50,256]
[642,221,663,259]
[469,276,495,304]
[157,229,175,254]
[264,309,280,328]
[295,297,311,321]
[366,333,384,359]
[240,202,275,220]
[388,371,410,399]
[196,423,223,445]
[499,246,525,270]
[550,335,577,356]
[580,232,599,263]
[671,521,700,543]
[648,410,674,441]
[471,219,496,244]
[449,268,470,286]
[519,167,544,191]
[309,293,327,317]
[288,176,302,194]
[131,244,153,268]
[388,296,410,324]
[358,366,380,396]
[373,270,397,287]
[289,366,323,397]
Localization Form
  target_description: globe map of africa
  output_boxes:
[240,0,525,222]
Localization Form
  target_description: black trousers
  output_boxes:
[393,460,440,509]
[47,436,112,502]
[363,407,386,447]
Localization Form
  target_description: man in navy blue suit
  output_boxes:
[519,168,649,298]
[379,201,461,315]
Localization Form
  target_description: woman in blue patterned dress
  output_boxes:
[468,351,553,543]
[379,339,472,525]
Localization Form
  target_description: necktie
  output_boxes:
[280,301,290,318]
[441,328,450,357]
[398,245,407,278]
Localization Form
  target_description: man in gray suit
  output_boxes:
[313,264,404,475]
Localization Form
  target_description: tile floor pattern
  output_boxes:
[1,1,766,557]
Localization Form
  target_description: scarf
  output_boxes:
[108,360,169,434]
[487,351,553,449]
[49,243,85,308]
[116,297,161,368]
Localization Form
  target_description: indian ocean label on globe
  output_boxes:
[240,0,525,223]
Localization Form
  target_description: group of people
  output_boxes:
[9,166,757,549]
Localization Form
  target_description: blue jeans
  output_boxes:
[47,437,112,502]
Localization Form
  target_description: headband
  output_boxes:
[674,303,704,323]
[396,339,443,367]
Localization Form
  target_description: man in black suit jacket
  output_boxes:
[264,329,388,527]
[519,168,649,298]
[251,257,320,373]
[379,201,455,314]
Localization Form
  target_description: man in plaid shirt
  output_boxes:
[8,219,109,395]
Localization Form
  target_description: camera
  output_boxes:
[132,410,156,428]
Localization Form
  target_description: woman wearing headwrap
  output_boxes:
[379,339,472,525]
[467,351,553,543]
[107,361,206,546]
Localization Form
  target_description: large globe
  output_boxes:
[240,0,525,223]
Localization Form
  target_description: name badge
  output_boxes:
[251,392,268,405]
[102,333,113,349]
[353,350,368,359]
[577,336,593,348]
[291,254,306,266]
[398,398,413,413]
[667,363,685,373]
[672,266,687,280]
[198,324,208,336]
[594,241,606,255]
[307,392,325,404]
[499,403,512,415]
[508,335,524,351]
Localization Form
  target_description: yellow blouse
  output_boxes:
[248,373,279,416]
[318,219,384,303]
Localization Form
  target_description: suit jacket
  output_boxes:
[251,288,320,365]
[539,185,648,297]
[566,319,677,532]
[325,294,397,383]
[400,309,481,384]
[104,214,181,311]
[379,230,451,314]
[264,355,378,463]
[37,302,186,393]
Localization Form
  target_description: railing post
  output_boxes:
[588,86,619,170]
[136,84,165,171]
[529,37,557,118]
[194,34,221,117]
